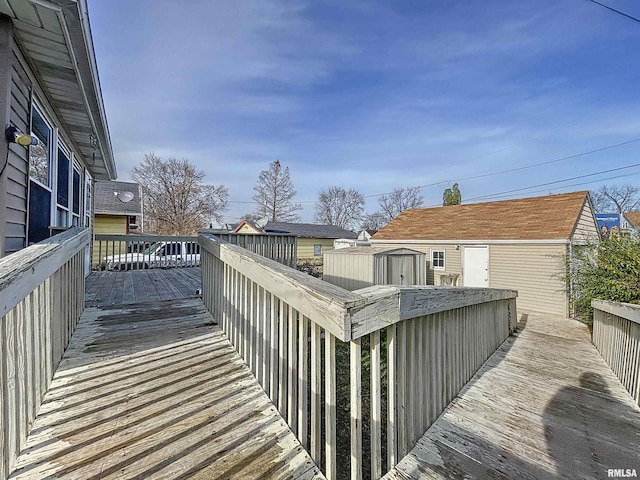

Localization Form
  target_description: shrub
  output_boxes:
[569,235,640,321]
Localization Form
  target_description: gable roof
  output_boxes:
[373,191,591,241]
[264,222,357,239]
[232,220,262,233]
[94,181,143,215]
[624,211,640,228]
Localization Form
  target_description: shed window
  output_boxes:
[314,244,322,256]
[431,250,445,270]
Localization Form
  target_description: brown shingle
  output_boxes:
[373,191,589,241]
[624,211,640,228]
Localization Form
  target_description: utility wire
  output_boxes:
[225,136,640,206]
[585,0,640,24]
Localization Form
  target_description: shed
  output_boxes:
[372,191,600,317]
[323,246,426,291]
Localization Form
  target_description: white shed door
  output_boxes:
[463,246,489,287]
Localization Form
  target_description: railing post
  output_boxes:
[325,332,336,480]
[350,337,362,480]
[371,330,382,478]
[310,323,322,462]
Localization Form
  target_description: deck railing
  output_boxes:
[0,227,89,478]
[93,232,297,270]
[92,234,198,270]
[199,233,517,479]
[592,299,640,406]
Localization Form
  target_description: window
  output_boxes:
[314,244,322,256]
[84,173,93,228]
[72,165,81,226]
[56,144,71,227]
[30,107,52,187]
[431,249,445,270]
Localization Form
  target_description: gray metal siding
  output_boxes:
[323,251,373,291]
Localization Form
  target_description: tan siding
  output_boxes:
[489,244,568,317]
[572,199,599,244]
[372,242,462,285]
[323,252,373,291]
[297,238,335,260]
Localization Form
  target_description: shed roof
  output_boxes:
[264,222,357,239]
[373,191,590,241]
[94,180,142,215]
[325,246,424,256]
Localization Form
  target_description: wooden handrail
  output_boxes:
[199,232,518,479]
[0,227,89,318]
[592,299,640,406]
[0,227,88,478]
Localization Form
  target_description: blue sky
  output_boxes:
[88,0,640,224]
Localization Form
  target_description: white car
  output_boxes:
[102,240,200,270]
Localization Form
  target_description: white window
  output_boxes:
[314,244,322,256]
[29,106,52,188]
[55,143,72,227]
[431,249,445,270]
[72,162,82,226]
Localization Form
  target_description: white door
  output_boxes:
[388,255,414,285]
[463,246,489,287]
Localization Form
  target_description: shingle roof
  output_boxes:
[624,211,640,227]
[373,191,590,241]
[94,180,143,215]
[264,222,357,239]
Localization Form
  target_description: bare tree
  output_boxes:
[131,153,228,235]
[378,187,424,222]
[253,160,301,222]
[314,186,364,230]
[590,185,640,213]
[443,183,462,206]
[361,212,388,232]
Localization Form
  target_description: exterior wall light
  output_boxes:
[5,126,39,147]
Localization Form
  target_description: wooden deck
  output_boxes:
[10,270,322,479]
[384,314,640,479]
[85,267,202,307]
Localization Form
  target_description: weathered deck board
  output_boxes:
[384,314,640,479]
[9,297,322,479]
[85,267,201,307]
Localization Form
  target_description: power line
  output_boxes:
[225,136,640,206]
[585,0,640,24]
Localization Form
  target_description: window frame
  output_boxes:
[29,103,53,191]
[430,249,446,271]
[313,244,322,256]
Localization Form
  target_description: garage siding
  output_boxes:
[489,243,568,317]
[372,242,462,285]
[323,253,373,291]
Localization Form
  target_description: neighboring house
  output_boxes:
[0,1,116,258]
[372,191,600,317]
[264,221,357,260]
[624,211,640,229]
[92,181,143,266]
[595,213,636,239]
[232,220,263,234]
[94,181,143,235]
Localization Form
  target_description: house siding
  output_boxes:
[1,22,32,255]
[92,215,127,266]
[297,238,335,260]
[572,199,599,245]
[489,243,568,317]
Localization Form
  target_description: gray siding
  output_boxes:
[5,38,31,254]
[323,252,374,290]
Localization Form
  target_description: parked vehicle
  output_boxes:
[101,240,201,270]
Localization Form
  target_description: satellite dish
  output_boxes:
[116,191,134,203]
